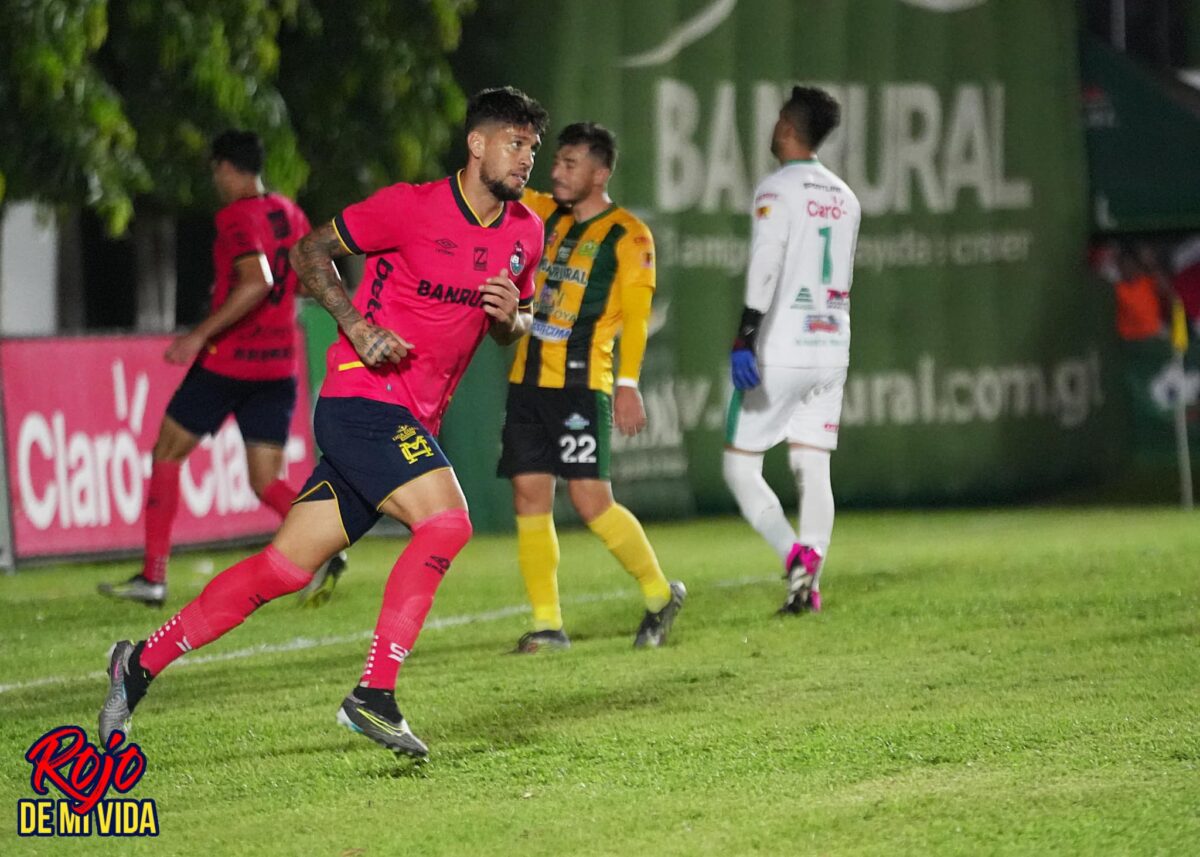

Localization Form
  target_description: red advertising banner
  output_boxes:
[0,334,315,560]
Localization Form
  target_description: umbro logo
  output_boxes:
[435,238,457,256]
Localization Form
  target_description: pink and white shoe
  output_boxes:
[780,544,822,614]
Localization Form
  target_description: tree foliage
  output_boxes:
[279,0,470,220]
[0,0,472,234]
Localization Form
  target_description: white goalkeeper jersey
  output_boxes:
[744,158,861,368]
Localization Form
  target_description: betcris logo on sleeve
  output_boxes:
[17,726,159,838]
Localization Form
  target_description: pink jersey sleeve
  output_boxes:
[333,183,412,255]
[216,206,264,261]
[514,220,543,310]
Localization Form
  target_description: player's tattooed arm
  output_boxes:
[290,223,358,330]
[290,222,411,367]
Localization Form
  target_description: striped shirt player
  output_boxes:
[507,190,655,395]
[723,86,861,616]
[498,122,685,656]
[100,88,549,760]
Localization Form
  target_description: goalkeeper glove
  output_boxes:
[730,307,764,391]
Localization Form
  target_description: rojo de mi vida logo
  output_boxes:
[16,725,159,838]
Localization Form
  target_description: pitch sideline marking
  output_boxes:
[0,576,775,696]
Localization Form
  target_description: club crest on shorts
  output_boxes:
[393,424,435,465]
[563,412,590,431]
[509,241,526,276]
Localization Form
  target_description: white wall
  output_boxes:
[0,203,58,335]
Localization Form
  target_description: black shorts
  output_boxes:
[166,364,297,446]
[497,384,612,481]
[295,397,452,544]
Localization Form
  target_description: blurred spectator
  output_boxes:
[1114,243,1170,340]
[1170,235,1200,335]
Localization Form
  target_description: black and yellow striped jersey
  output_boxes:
[509,189,655,393]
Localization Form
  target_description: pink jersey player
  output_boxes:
[201,192,310,380]
[102,88,551,763]
[99,132,313,609]
[322,173,540,434]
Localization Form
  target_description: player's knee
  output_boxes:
[250,475,273,498]
[568,483,613,523]
[152,437,190,462]
[413,508,473,557]
[788,446,831,480]
[154,417,197,461]
[722,450,760,491]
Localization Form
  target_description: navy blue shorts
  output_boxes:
[295,397,452,544]
[166,364,297,446]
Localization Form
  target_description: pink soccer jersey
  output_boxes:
[321,173,542,435]
[200,193,311,381]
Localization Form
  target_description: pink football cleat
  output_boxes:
[780,544,822,614]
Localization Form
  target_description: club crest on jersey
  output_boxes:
[509,241,526,276]
[576,240,600,258]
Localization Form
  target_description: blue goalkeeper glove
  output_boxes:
[730,306,764,391]
[731,349,761,391]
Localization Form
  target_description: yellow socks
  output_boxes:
[516,514,562,631]
[588,504,671,612]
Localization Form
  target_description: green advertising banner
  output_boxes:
[445,0,1116,529]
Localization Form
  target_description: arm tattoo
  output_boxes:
[290,222,361,333]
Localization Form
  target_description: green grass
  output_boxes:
[2,508,1198,855]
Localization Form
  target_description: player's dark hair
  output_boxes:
[557,122,618,171]
[465,87,549,137]
[211,130,265,174]
[781,86,841,150]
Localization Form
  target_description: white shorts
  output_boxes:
[725,365,847,452]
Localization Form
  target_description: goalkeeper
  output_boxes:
[723,87,861,614]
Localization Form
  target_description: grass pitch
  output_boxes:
[2,507,1198,855]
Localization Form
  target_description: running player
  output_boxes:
[99,87,548,758]
[722,87,861,615]
[499,122,685,652]
[98,130,326,608]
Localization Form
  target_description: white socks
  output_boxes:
[789,446,834,556]
[722,451,795,561]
